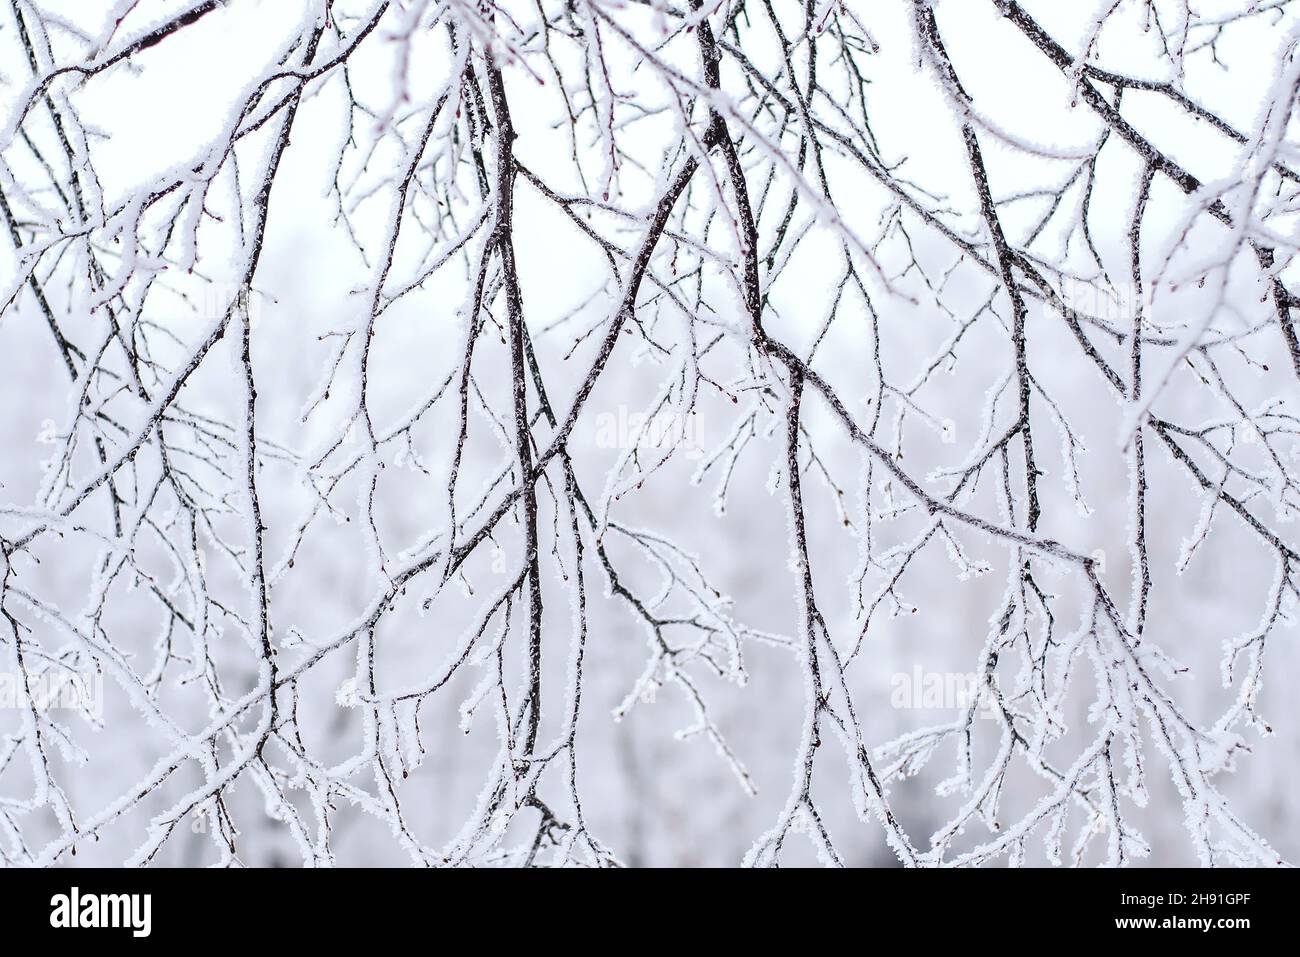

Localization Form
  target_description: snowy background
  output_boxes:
[0,0,1298,867]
